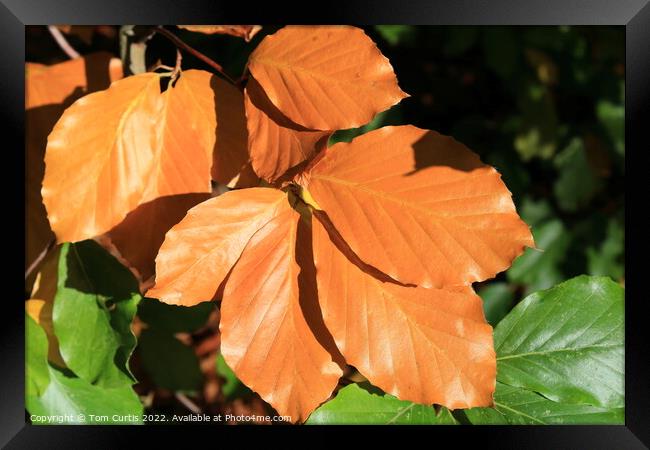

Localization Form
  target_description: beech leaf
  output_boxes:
[148,188,290,306]
[464,382,623,425]
[307,383,458,425]
[300,125,534,288]
[210,75,251,186]
[312,217,496,409]
[248,25,408,131]
[42,70,217,243]
[53,241,140,388]
[494,275,624,409]
[26,54,122,272]
[178,25,262,41]
[220,207,342,422]
[245,77,329,183]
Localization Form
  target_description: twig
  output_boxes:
[154,26,237,85]
[175,393,202,414]
[171,48,182,82]
[47,26,80,59]
[25,238,56,281]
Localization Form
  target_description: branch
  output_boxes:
[154,26,237,85]
[47,26,80,59]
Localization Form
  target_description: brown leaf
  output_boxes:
[245,77,329,183]
[220,207,342,422]
[148,188,290,306]
[211,76,251,186]
[42,69,217,243]
[26,54,122,273]
[248,26,408,131]
[178,25,262,42]
[299,125,534,288]
[312,217,496,409]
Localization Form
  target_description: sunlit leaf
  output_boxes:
[26,54,122,273]
[26,314,50,398]
[308,383,458,425]
[301,125,533,288]
[148,188,290,306]
[464,382,623,425]
[42,70,217,243]
[220,207,342,422]
[312,217,496,409]
[495,276,624,409]
[245,77,329,182]
[248,25,408,130]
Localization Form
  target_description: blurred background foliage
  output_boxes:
[26,25,624,422]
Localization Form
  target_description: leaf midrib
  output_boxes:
[496,343,621,361]
[250,56,387,90]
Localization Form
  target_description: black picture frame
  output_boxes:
[5,1,647,447]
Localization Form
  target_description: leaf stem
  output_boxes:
[154,26,237,85]
[25,238,56,281]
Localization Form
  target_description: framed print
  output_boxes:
[4,0,648,447]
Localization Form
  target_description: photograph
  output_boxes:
[23,22,627,429]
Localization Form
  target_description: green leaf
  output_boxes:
[26,313,143,424]
[507,219,571,294]
[478,282,515,326]
[587,217,624,280]
[518,197,553,228]
[306,383,458,425]
[465,382,623,425]
[216,353,251,400]
[53,241,141,388]
[27,365,143,424]
[26,314,50,398]
[139,329,202,393]
[553,138,603,212]
[374,25,415,46]
[495,276,624,409]
[138,297,214,333]
[514,83,558,161]
[329,105,402,145]
[596,94,624,157]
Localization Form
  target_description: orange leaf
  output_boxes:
[220,207,342,422]
[312,217,496,409]
[26,54,122,273]
[148,188,290,306]
[96,193,211,292]
[211,75,251,186]
[42,69,216,243]
[245,77,329,183]
[26,53,122,109]
[299,125,534,288]
[178,25,262,42]
[248,26,408,131]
